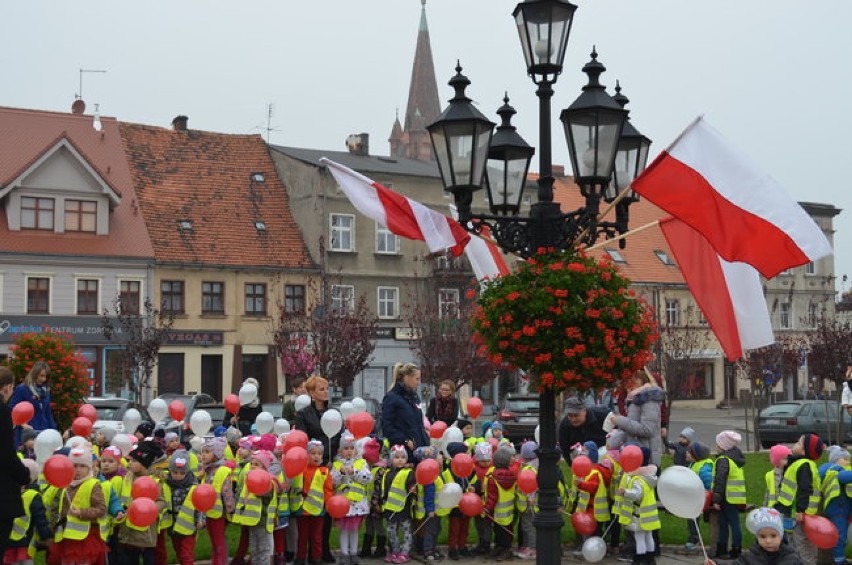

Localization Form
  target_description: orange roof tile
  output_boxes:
[546,172,685,285]
[119,122,314,270]
[0,106,153,258]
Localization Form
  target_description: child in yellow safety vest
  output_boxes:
[163,449,199,565]
[359,437,386,560]
[97,445,127,560]
[818,445,852,565]
[483,445,517,562]
[679,441,713,556]
[774,433,824,564]
[513,441,538,561]
[711,430,747,560]
[470,442,494,556]
[601,430,625,556]
[615,446,660,564]
[116,440,167,565]
[233,449,280,565]
[764,445,792,508]
[412,446,446,562]
[574,441,612,541]
[381,444,417,564]
[198,436,235,565]
[48,444,108,565]
[230,436,259,565]
[331,432,372,565]
[294,440,333,565]
[5,459,51,564]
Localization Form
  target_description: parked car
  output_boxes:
[756,400,852,448]
[495,394,540,445]
[195,403,228,430]
[157,393,217,438]
[330,396,382,436]
[262,403,284,419]
[87,397,154,434]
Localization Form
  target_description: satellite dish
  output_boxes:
[71,99,86,114]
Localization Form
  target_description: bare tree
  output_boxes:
[657,302,712,412]
[807,314,852,441]
[102,297,175,404]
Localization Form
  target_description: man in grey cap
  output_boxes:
[557,396,609,460]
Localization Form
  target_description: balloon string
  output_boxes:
[411,515,432,536]
[481,509,515,535]
[693,517,709,562]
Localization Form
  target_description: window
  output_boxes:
[808,302,819,328]
[605,248,626,263]
[77,279,99,314]
[805,262,816,275]
[780,302,792,329]
[439,288,460,319]
[21,197,54,230]
[245,283,267,315]
[284,284,306,314]
[27,277,50,313]
[654,250,675,266]
[119,280,141,314]
[65,200,97,232]
[161,280,184,314]
[375,223,399,254]
[665,299,680,326]
[202,282,225,314]
[331,285,354,314]
[330,214,354,252]
[670,362,715,400]
[377,287,399,319]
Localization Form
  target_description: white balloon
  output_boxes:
[190,410,213,436]
[534,425,540,444]
[339,401,355,419]
[442,427,464,452]
[148,398,168,424]
[657,465,707,519]
[65,436,89,449]
[581,536,607,563]
[320,409,343,438]
[255,411,275,435]
[122,408,142,434]
[111,433,134,457]
[274,418,291,435]
[34,429,62,462]
[239,383,258,406]
[351,397,367,413]
[295,394,311,412]
[436,482,463,509]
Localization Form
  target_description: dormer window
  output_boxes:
[255,221,267,232]
[178,220,193,231]
[65,200,97,232]
[21,197,54,230]
[251,172,266,183]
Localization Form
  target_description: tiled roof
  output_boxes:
[270,145,441,179]
[120,122,314,270]
[548,173,685,285]
[0,106,153,259]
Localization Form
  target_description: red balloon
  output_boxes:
[127,497,158,528]
[451,453,474,478]
[571,455,593,479]
[517,469,538,494]
[620,445,643,473]
[44,455,74,488]
[430,421,448,439]
[349,412,374,439]
[467,397,483,420]
[78,404,98,424]
[71,417,93,438]
[168,400,186,422]
[415,459,440,485]
[191,484,217,512]
[224,394,241,415]
[283,430,309,453]
[459,493,483,517]
[246,469,272,496]
[284,446,309,479]
[327,494,351,519]
[131,476,160,500]
[803,514,839,549]
[11,402,34,426]
[571,511,597,536]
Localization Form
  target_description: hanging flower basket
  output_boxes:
[471,248,658,392]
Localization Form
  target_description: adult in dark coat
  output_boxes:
[381,363,429,459]
[0,367,33,554]
[227,377,264,436]
[426,379,459,427]
[8,360,56,447]
[294,375,341,564]
[557,396,609,460]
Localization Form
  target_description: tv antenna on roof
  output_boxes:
[77,68,107,101]
[254,103,281,143]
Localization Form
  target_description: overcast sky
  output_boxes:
[3,1,851,291]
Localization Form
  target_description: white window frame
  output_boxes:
[808,302,819,328]
[377,286,399,319]
[331,284,355,314]
[439,288,460,319]
[805,261,816,275]
[330,214,355,252]
[665,299,680,327]
[75,276,102,315]
[606,248,626,263]
[25,274,53,314]
[375,223,399,254]
[780,302,792,329]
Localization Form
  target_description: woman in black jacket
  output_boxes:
[381,363,429,459]
[426,379,459,427]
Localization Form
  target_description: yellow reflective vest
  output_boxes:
[56,478,102,541]
[778,458,821,515]
[199,465,232,520]
[292,468,330,517]
[232,483,278,533]
[10,489,38,541]
[764,469,781,508]
[617,474,660,531]
[120,474,161,532]
[575,468,611,522]
[332,459,369,502]
[170,485,199,536]
[382,469,413,514]
[483,471,515,526]
[714,455,746,505]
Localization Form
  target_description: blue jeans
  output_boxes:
[829,513,849,562]
[717,502,742,548]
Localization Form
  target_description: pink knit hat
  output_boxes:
[770,445,792,467]
[715,430,742,451]
[252,433,277,452]
[251,449,274,470]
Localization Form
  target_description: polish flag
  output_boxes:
[449,205,510,281]
[320,158,470,256]
[660,217,774,361]
[632,117,832,278]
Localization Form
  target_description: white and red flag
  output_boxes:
[320,158,470,256]
[449,205,510,281]
[660,216,774,361]
[632,116,832,278]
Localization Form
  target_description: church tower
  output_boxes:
[389,0,441,161]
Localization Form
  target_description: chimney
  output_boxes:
[552,165,565,177]
[345,133,369,156]
[172,115,188,132]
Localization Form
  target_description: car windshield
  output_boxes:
[761,404,800,417]
[262,404,283,418]
[94,405,125,421]
[506,399,539,412]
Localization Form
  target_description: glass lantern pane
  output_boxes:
[594,119,622,178]
[445,123,475,186]
[471,127,492,188]
[487,161,509,208]
[505,157,528,207]
[431,128,452,188]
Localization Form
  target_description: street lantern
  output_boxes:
[513,0,577,83]
[485,94,535,215]
[560,48,628,198]
[608,81,652,203]
[427,63,495,224]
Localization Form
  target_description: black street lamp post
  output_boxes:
[427,2,652,564]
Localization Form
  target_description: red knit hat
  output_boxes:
[802,433,824,460]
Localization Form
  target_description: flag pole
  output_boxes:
[572,185,633,246]
[584,220,660,252]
